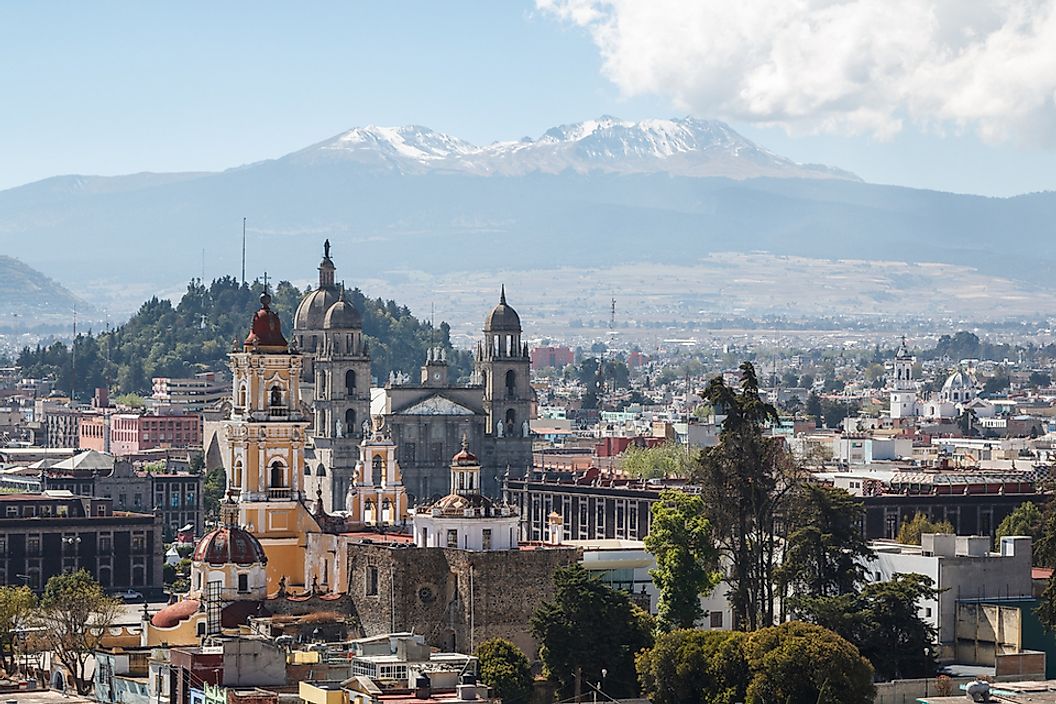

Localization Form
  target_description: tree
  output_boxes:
[1029,371,1052,388]
[476,638,533,704]
[644,490,721,631]
[35,570,121,694]
[957,406,979,437]
[799,574,939,681]
[0,585,36,674]
[806,391,823,422]
[778,485,873,611]
[744,622,874,704]
[636,629,749,704]
[896,512,954,546]
[531,564,652,699]
[697,362,799,630]
[996,501,1044,550]
[619,442,692,480]
[202,465,227,521]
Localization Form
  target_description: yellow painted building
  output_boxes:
[222,292,321,592]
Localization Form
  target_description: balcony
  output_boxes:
[268,488,292,500]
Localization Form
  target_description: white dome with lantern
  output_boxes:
[410,436,519,551]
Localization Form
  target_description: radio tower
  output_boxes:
[609,297,616,330]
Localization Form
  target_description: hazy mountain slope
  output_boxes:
[0,255,97,321]
[0,117,1053,316]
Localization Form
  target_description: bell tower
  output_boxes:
[222,292,319,592]
[476,287,533,439]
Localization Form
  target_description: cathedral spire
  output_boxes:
[500,284,506,305]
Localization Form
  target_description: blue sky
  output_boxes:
[1,1,1053,196]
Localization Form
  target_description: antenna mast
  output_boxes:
[241,217,247,286]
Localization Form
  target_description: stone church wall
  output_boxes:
[344,542,579,658]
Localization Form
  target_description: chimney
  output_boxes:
[547,511,564,545]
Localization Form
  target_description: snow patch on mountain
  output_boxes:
[288,117,859,181]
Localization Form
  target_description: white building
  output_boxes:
[890,337,920,420]
[411,439,519,551]
[869,533,1033,659]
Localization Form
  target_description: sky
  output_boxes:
[1,1,1054,196]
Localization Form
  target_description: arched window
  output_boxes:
[345,408,356,433]
[346,370,356,396]
[317,463,327,477]
[319,370,327,391]
[505,370,516,398]
[232,460,243,488]
[237,384,247,409]
[372,455,383,486]
[505,408,517,433]
[270,460,286,488]
[304,463,312,476]
[269,385,283,407]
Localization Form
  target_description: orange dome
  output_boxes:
[193,525,267,565]
[151,598,200,628]
[244,293,288,350]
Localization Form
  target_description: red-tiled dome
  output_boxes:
[452,447,478,466]
[151,598,200,628]
[244,293,288,350]
[193,525,267,565]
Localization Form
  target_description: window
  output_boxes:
[5,506,17,518]
[925,607,933,618]
[237,573,248,593]
[366,566,379,596]
[345,408,356,433]
[170,494,180,508]
[710,611,724,628]
[505,369,517,398]
[269,386,283,407]
[317,464,326,477]
[27,536,40,554]
[132,534,146,552]
[23,505,35,518]
[371,455,383,486]
[270,461,286,488]
[447,529,458,548]
[0,537,6,554]
[99,535,112,552]
[345,370,356,396]
[482,529,492,551]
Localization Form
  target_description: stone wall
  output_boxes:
[345,543,579,657]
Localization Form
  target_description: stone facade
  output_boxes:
[344,542,578,657]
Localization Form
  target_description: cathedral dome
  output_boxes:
[432,492,496,515]
[484,286,521,332]
[942,369,976,393]
[295,287,339,331]
[244,293,288,350]
[323,294,362,330]
[192,524,268,565]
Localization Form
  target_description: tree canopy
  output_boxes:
[475,638,533,704]
[619,442,694,480]
[636,623,874,704]
[17,277,470,399]
[36,570,121,694]
[0,585,36,674]
[778,484,873,606]
[697,362,799,630]
[896,512,954,546]
[644,489,721,631]
[531,564,652,699]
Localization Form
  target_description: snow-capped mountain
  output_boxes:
[287,117,859,180]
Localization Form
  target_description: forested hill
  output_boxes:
[16,276,472,399]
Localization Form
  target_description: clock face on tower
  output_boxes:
[433,372,440,381]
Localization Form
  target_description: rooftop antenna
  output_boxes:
[71,305,77,402]
[609,297,616,330]
[241,217,247,286]
[201,247,206,284]
[263,271,269,295]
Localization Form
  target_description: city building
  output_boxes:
[870,533,1034,659]
[109,412,202,456]
[41,452,204,538]
[0,491,162,592]
[152,372,226,413]
[531,345,574,370]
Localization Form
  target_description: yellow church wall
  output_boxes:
[144,613,203,647]
[259,539,309,592]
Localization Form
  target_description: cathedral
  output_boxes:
[292,241,534,510]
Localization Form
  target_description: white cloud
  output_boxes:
[537,0,1056,142]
